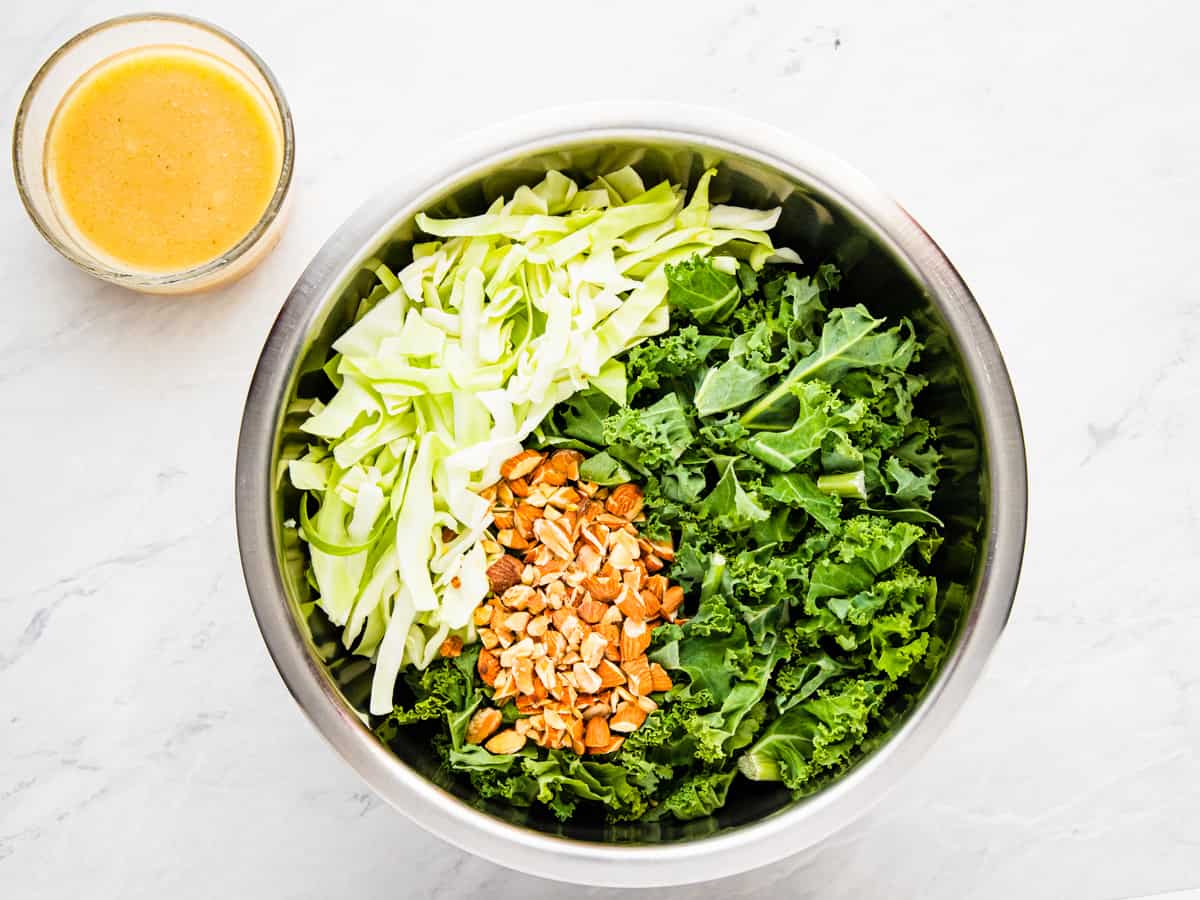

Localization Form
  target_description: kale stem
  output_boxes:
[816,471,867,499]
[700,553,727,605]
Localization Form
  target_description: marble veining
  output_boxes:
[2,0,1199,897]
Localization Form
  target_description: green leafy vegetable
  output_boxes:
[360,182,970,824]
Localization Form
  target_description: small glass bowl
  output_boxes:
[12,13,295,294]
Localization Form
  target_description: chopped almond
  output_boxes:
[500,449,544,481]
[573,662,602,695]
[465,708,503,745]
[513,658,535,695]
[484,729,527,755]
[477,649,500,686]
[620,618,651,660]
[580,632,608,669]
[577,599,608,624]
[649,662,673,693]
[584,715,611,749]
[622,654,653,696]
[609,702,648,734]
[596,658,626,689]
[605,483,644,520]
[661,585,685,616]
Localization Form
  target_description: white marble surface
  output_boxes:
[3,0,1199,896]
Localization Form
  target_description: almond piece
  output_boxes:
[479,629,500,650]
[580,631,608,669]
[543,707,568,732]
[577,599,608,625]
[508,477,532,498]
[636,694,659,714]
[500,450,544,481]
[649,538,675,561]
[582,573,621,601]
[547,486,582,510]
[525,590,547,615]
[501,584,536,609]
[533,517,574,559]
[496,482,514,506]
[492,511,515,530]
[534,656,558,691]
[581,703,609,721]
[598,736,625,755]
[559,615,585,646]
[575,543,604,576]
[526,614,550,638]
[580,525,606,554]
[491,670,517,702]
[465,708,503,745]
[543,630,566,662]
[608,529,641,570]
[514,503,543,539]
[473,604,494,627]
[530,463,567,487]
[622,654,653,696]
[649,662,673,693]
[600,604,624,626]
[661,585,685,617]
[535,559,568,585]
[523,487,549,509]
[513,657,535,695]
[477,649,500,686]
[639,590,662,619]
[609,702,648,733]
[548,449,584,481]
[499,637,535,667]
[484,728,527,755]
[616,586,646,621]
[643,554,664,573]
[573,662,602,695]
[605,483,645,520]
[597,628,619,667]
[620,618,651,660]
[584,715,611,749]
[504,611,531,634]
[496,529,530,550]
[645,575,668,600]
[596,658,626,689]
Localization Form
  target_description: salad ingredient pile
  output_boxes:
[465,448,682,757]
[291,166,967,824]
[287,168,795,716]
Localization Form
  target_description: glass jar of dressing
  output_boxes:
[12,13,294,294]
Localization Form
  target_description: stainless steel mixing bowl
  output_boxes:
[235,106,1026,886]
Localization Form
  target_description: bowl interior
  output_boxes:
[267,136,988,844]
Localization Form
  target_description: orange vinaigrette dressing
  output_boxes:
[45,44,283,273]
